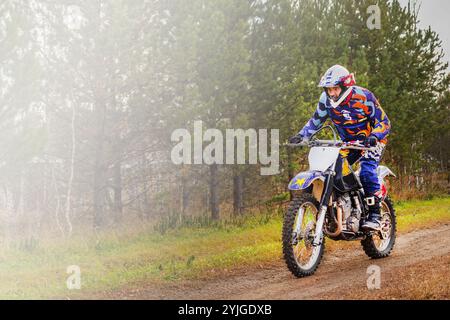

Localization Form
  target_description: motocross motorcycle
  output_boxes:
[283,126,396,277]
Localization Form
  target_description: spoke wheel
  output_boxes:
[283,193,325,277]
[361,196,396,259]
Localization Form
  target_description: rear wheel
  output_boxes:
[361,196,396,259]
[282,193,325,277]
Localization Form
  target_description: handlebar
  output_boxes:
[286,139,376,151]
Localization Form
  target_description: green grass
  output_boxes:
[0,197,448,299]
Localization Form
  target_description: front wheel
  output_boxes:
[361,196,396,259]
[282,193,325,277]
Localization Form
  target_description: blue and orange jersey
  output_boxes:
[298,86,390,143]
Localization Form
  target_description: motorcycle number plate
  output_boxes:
[308,146,340,172]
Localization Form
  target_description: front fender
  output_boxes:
[288,170,325,191]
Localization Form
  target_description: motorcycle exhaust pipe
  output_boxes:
[324,205,343,237]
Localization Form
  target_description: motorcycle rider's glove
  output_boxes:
[288,134,305,144]
[364,135,378,147]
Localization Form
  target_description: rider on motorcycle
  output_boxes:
[289,65,391,231]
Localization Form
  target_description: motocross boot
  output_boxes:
[361,194,382,231]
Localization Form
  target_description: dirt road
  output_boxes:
[100,223,450,299]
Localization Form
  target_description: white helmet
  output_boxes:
[318,65,356,108]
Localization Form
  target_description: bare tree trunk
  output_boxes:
[93,101,107,229]
[287,148,294,201]
[180,166,190,216]
[182,184,189,216]
[209,164,219,220]
[93,164,105,229]
[64,100,76,237]
[113,160,123,224]
[142,154,151,220]
[3,186,14,249]
[233,170,244,216]
[12,171,25,244]
[51,166,64,237]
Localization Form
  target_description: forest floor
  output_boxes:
[86,223,450,300]
[84,197,450,300]
[0,197,449,299]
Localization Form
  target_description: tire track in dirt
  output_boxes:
[100,223,450,299]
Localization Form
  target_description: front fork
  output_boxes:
[313,170,335,246]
